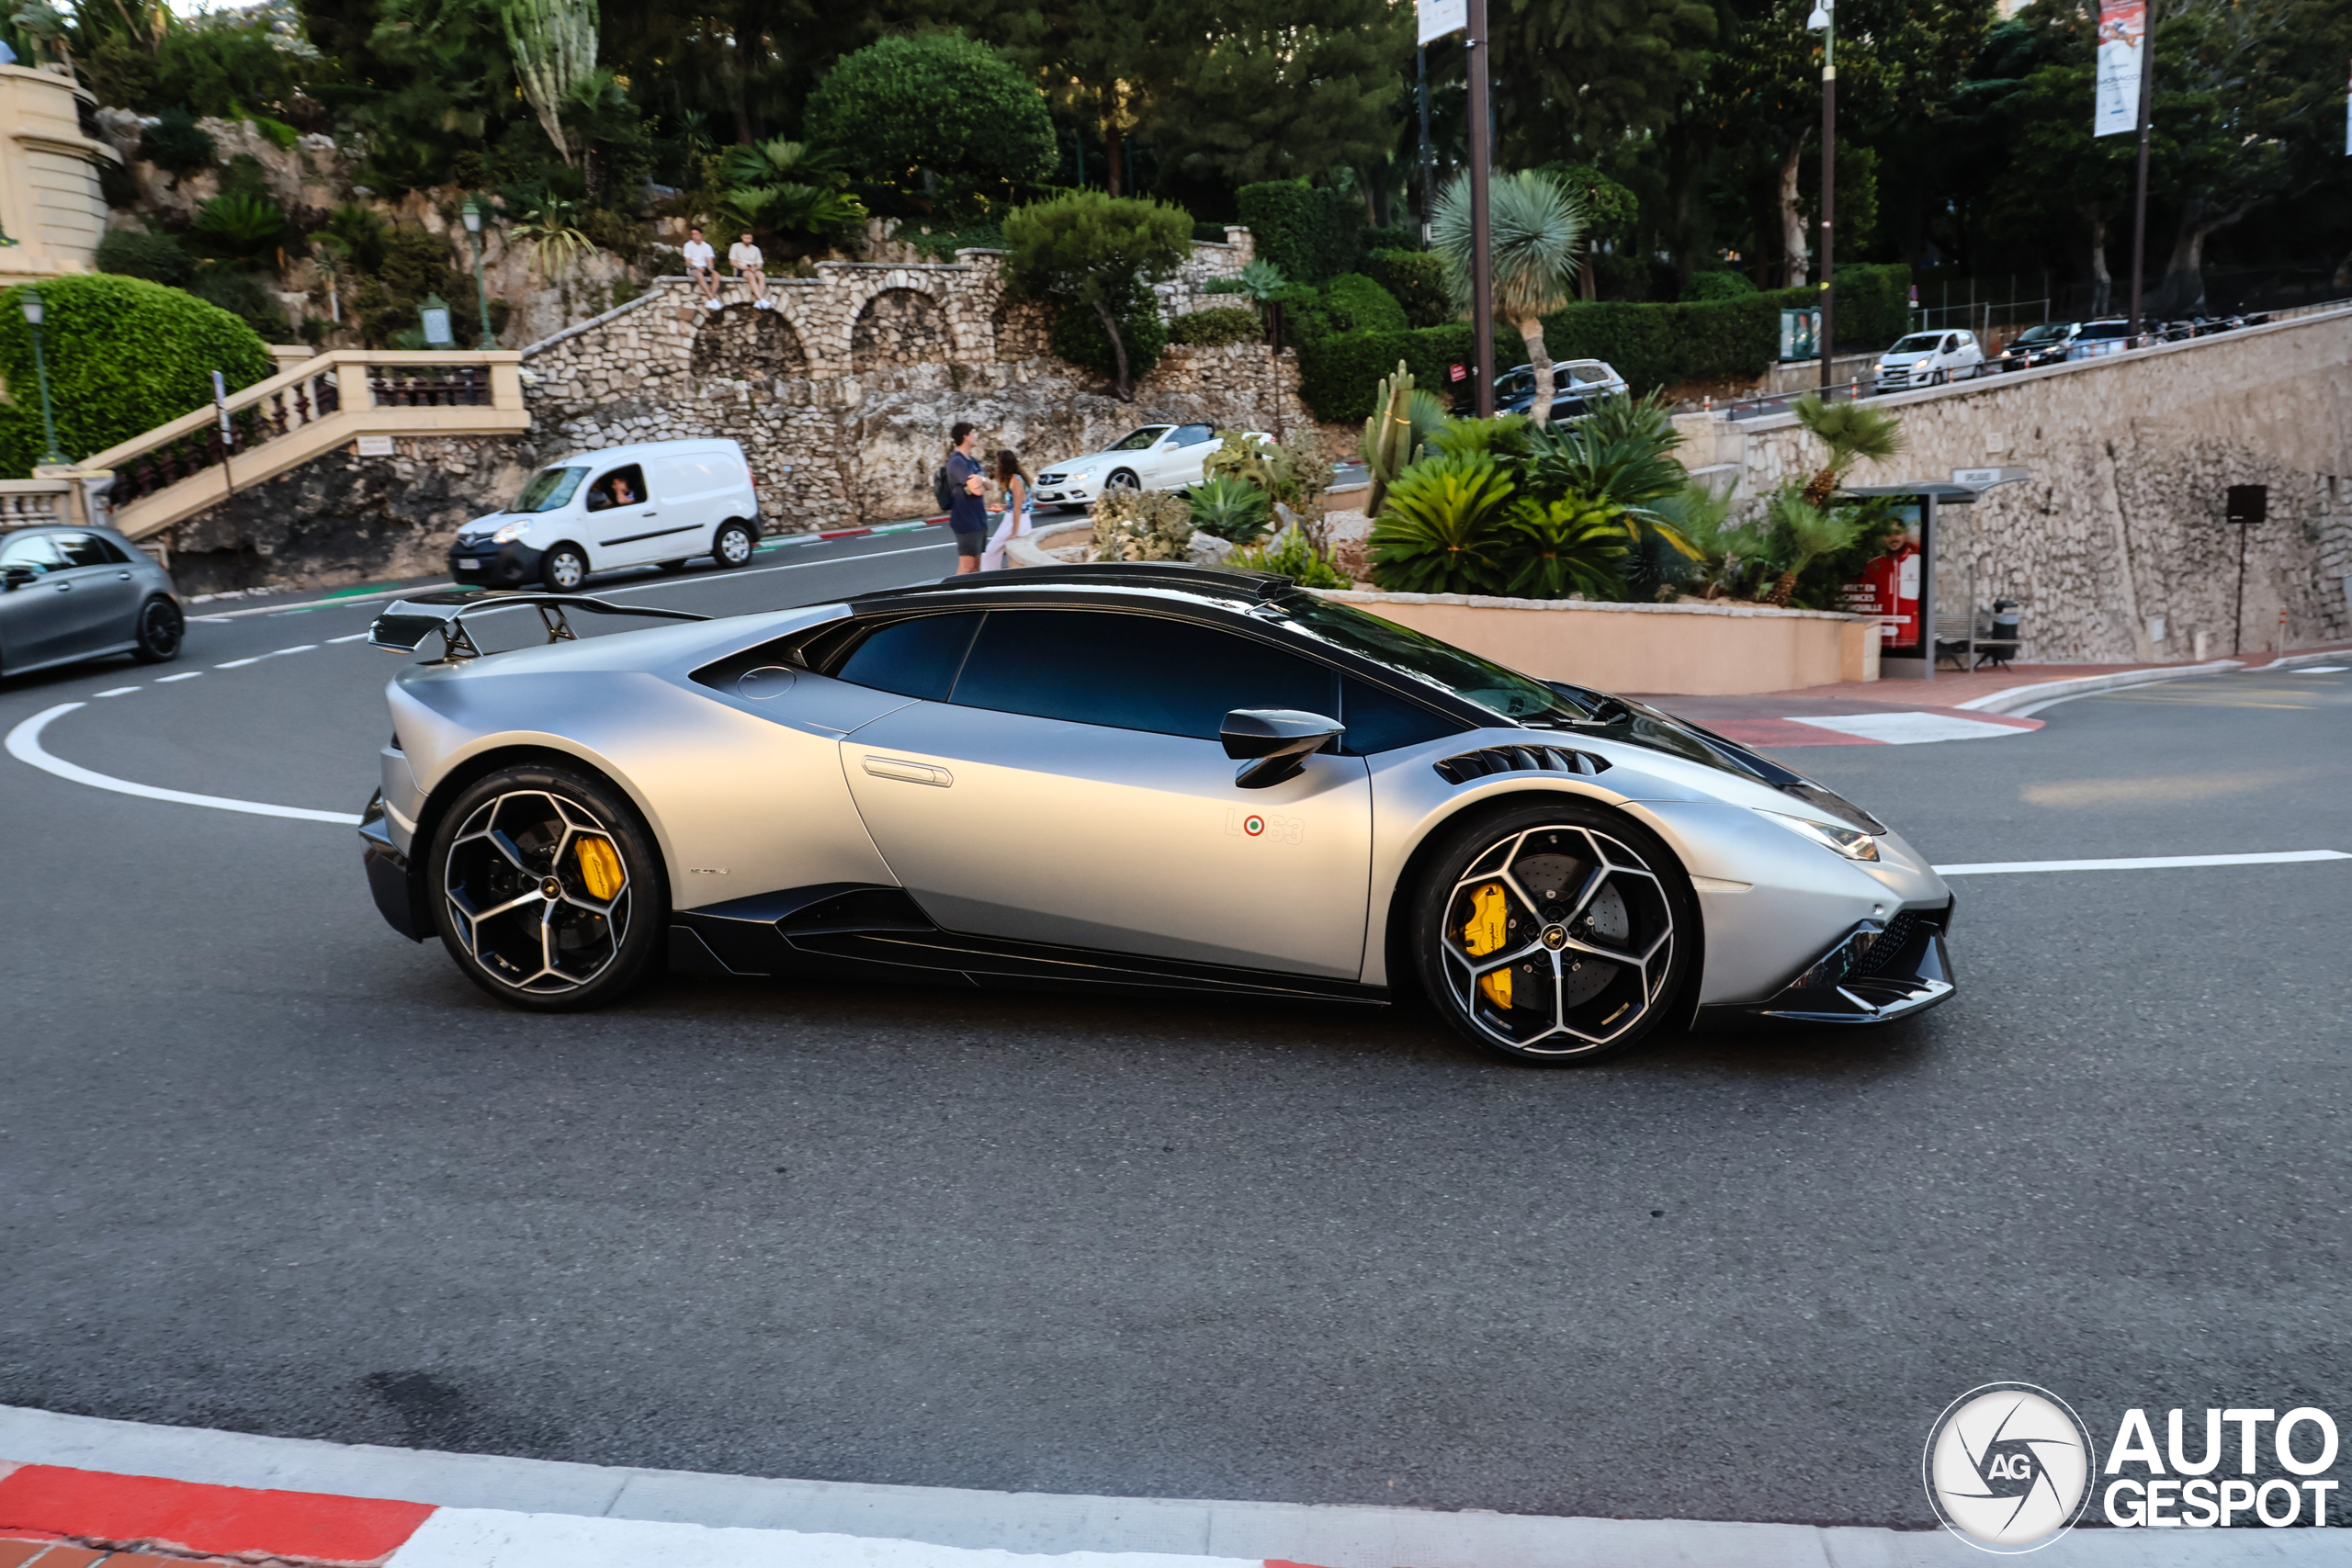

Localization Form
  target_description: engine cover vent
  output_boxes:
[1433,745,1611,785]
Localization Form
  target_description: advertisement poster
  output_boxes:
[2095,0,2146,137]
[1843,521,1923,648]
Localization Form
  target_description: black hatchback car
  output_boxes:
[1994,321,2084,370]
[0,524,184,678]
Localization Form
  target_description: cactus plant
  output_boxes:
[1359,361,1444,518]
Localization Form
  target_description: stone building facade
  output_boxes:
[1688,310,2352,664]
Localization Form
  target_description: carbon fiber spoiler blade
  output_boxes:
[369,590,710,661]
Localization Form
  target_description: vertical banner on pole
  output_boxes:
[2094,0,2146,137]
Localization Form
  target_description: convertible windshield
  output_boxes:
[512,466,588,513]
[1265,593,1589,722]
[1106,426,1171,452]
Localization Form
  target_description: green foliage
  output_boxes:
[578,206,648,266]
[1202,428,1328,512]
[1322,273,1406,334]
[720,137,865,242]
[1505,497,1628,600]
[140,107,218,176]
[96,228,194,288]
[1526,392,1687,515]
[1009,190,1191,397]
[806,33,1055,209]
[1651,482,1759,599]
[1361,226,1416,254]
[1367,248,1451,327]
[1368,451,1519,595]
[1234,181,1363,283]
[1229,525,1349,588]
[0,276,272,477]
[1193,220,1231,243]
[1185,473,1272,544]
[1433,169,1580,321]
[1681,269,1756,301]
[1048,279,1167,386]
[1429,414,1533,463]
[1791,392,1905,503]
[1761,486,1864,605]
[197,191,290,261]
[900,222,1005,262]
[1092,487,1196,561]
[1169,307,1263,347]
[187,269,295,341]
[312,202,391,274]
[1359,359,1418,517]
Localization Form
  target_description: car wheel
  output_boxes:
[540,543,588,592]
[427,762,667,1011]
[1410,800,1692,1065]
[130,595,184,663]
[1927,368,1947,388]
[1104,469,1140,494]
[713,519,756,569]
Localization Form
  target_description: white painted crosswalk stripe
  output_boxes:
[1935,850,2349,875]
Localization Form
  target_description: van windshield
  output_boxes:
[1890,333,1945,354]
[512,467,588,513]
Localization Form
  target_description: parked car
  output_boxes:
[1994,321,2082,370]
[2067,319,2139,358]
[1487,358,1632,423]
[1871,330,1985,391]
[359,564,1957,1063]
[1032,423,1271,510]
[0,524,183,679]
[447,439,763,591]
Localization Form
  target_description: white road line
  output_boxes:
[1935,850,2350,875]
[216,657,264,668]
[327,631,373,643]
[272,643,318,656]
[94,686,141,697]
[156,671,203,682]
[2292,664,2348,673]
[5,704,363,825]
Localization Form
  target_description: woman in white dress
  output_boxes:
[980,450,1034,570]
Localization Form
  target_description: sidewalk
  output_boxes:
[1634,645,2352,748]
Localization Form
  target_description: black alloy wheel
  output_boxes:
[714,519,756,569]
[540,542,589,592]
[426,762,667,1010]
[130,596,185,663]
[1411,800,1692,1065]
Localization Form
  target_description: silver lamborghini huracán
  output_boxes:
[359,564,1955,1063]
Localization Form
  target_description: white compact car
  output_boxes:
[1033,423,1272,510]
[448,439,763,590]
[1872,331,1985,392]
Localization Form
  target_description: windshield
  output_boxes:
[2081,321,2132,338]
[1889,333,1944,354]
[512,466,588,513]
[1106,427,1171,452]
[1264,593,1589,722]
[2011,324,2069,344]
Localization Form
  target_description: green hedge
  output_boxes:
[1235,181,1362,284]
[0,275,273,477]
[1170,306,1263,347]
[1366,249,1451,327]
[1294,263,1912,423]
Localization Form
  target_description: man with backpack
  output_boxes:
[938,422,989,574]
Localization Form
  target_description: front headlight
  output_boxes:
[1757,809,1880,863]
[492,520,527,544]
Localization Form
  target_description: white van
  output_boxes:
[447,439,762,590]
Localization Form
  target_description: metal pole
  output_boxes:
[28,321,67,467]
[2127,17,2155,338]
[1418,46,1431,242]
[472,237,494,349]
[1467,0,1496,417]
[2232,522,2249,656]
[1818,7,1835,393]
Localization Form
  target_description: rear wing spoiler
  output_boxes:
[370,590,710,662]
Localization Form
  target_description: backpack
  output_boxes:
[933,464,955,513]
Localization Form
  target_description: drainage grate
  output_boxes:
[1433,745,1611,785]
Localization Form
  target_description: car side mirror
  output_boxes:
[1221,708,1343,790]
[2,566,35,591]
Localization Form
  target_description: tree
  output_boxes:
[1433,169,1581,426]
[1791,392,1904,505]
[805,32,1056,210]
[1493,0,1716,153]
[500,0,597,166]
[1005,190,1191,399]
[1149,0,1411,187]
[1762,486,1861,605]
[1544,163,1637,299]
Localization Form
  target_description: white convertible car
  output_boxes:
[1033,423,1272,510]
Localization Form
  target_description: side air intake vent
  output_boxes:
[1433,745,1611,784]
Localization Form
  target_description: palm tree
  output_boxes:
[1432,170,1582,426]
[1791,394,1906,506]
[1762,486,1863,607]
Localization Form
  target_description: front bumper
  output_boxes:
[358,789,431,942]
[1698,899,1955,1027]
[447,538,543,586]
[1033,481,1093,504]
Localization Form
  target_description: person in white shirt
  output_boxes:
[729,232,772,310]
[682,227,719,310]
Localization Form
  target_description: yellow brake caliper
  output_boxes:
[1463,881,1511,1010]
[575,836,625,901]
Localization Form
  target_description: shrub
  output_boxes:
[1367,451,1520,595]
[1169,307,1262,347]
[580,207,649,267]
[1362,226,1417,254]
[1368,248,1451,327]
[806,34,1056,204]
[0,275,272,477]
[1010,190,1191,398]
[1048,279,1169,387]
[96,228,195,288]
[1092,487,1195,561]
[1235,181,1361,284]
[1682,269,1756,301]
[1186,473,1272,544]
[1193,220,1231,243]
[1268,280,1335,345]
[1230,525,1348,587]
[141,107,217,178]
[1324,273,1407,334]
[187,269,294,342]
[196,191,289,262]
[1505,498,1628,600]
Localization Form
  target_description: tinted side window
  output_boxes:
[1171,423,1216,446]
[53,533,118,568]
[1340,676,1464,754]
[950,610,1336,741]
[0,534,67,571]
[831,612,983,702]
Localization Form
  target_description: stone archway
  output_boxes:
[852,288,947,372]
[690,305,808,379]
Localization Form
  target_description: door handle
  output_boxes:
[118,571,133,581]
[863,755,952,787]
[53,581,70,592]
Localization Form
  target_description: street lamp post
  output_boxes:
[1808,0,1835,393]
[20,288,69,467]
[461,195,495,349]
[1466,0,1495,417]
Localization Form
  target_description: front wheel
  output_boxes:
[1409,800,1692,1065]
[1103,469,1140,495]
[130,595,184,663]
[713,519,756,568]
[540,542,589,592]
[426,762,667,1011]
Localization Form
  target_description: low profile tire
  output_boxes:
[713,519,756,569]
[540,542,589,592]
[426,762,668,1011]
[130,595,184,663]
[1410,799,1693,1066]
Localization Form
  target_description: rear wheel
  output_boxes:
[540,542,588,592]
[1410,800,1691,1065]
[713,519,756,568]
[130,595,184,662]
[426,762,667,1011]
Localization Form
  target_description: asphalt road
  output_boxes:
[2,543,2346,1530]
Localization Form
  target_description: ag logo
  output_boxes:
[1225,808,1303,844]
[1924,1383,2095,1552]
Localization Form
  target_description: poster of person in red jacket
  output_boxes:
[1845,522,1922,648]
